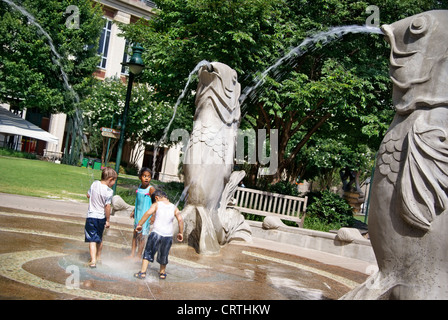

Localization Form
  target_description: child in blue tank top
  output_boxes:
[128,167,155,259]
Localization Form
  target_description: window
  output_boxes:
[140,0,157,8]
[97,19,112,69]
[121,40,131,75]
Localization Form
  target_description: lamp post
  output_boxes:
[113,44,145,194]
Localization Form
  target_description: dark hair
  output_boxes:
[138,167,152,178]
[151,190,168,203]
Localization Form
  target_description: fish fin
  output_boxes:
[401,115,448,231]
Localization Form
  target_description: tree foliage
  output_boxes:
[80,77,176,165]
[0,0,103,113]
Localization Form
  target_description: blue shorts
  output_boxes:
[84,218,106,243]
[142,232,173,265]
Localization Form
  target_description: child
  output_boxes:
[85,167,117,268]
[128,167,155,259]
[134,190,184,280]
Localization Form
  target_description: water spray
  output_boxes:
[239,25,384,111]
[151,60,212,176]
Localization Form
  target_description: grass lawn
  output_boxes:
[0,156,185,207]
[354,214,368,225]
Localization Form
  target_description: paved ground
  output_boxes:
[0,193,372,301]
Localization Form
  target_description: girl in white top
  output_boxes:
[134,190,184,279]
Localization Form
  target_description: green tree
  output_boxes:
[81,77,177,167]
[298,136,374,190]
[0,0,103,113]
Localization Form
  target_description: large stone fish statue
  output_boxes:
[342,10,448,299]
[180,62,251,254]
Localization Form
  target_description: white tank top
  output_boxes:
[153,202,176,237]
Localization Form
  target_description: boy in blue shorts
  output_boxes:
[85,167,117,268]
[134,190,184,279]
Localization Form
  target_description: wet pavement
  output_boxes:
[0,193,370,300]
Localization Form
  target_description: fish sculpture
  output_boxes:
[180,62,249,254]
[342,10,448,299]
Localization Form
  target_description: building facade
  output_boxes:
[3,0,182,181]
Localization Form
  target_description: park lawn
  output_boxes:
[0,156,185,207]
[0,156,138,203]
[0,156,102,202]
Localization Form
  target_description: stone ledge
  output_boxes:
[247,220,376,264]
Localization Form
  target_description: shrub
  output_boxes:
[304,190,355,231]
[0,147,37,159]
[267,180,299,196]
[105,162,126,174]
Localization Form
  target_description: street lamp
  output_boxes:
[113,44,145,194]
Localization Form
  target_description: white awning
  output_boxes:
[0,107,59,145]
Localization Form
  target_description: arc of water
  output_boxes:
[2,0,80,104]
[238,25,384,109]
[3,0,87,163]
[151,60,211,176]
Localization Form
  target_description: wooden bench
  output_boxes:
[231,187,308,227]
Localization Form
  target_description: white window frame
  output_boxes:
[121,40,131,75]
[97,18,113,69]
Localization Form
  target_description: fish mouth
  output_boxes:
[205,63,214,73]
[198,62,239,101]
[199,63,223,84]
[381,24,430,89]
[381,24,417,68]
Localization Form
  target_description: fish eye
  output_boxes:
[410,15,429,35]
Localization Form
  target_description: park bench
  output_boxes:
[231,187,308,227]
[43,149,63,162]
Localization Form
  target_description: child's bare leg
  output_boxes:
[131,231,138,256]
[96,242,103,261]
[159,264,167,279]
[134,258,150,279]
[140,259,150,274]
[89,242,97,266]
[127,231,138,258]
[136,236,146,258]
